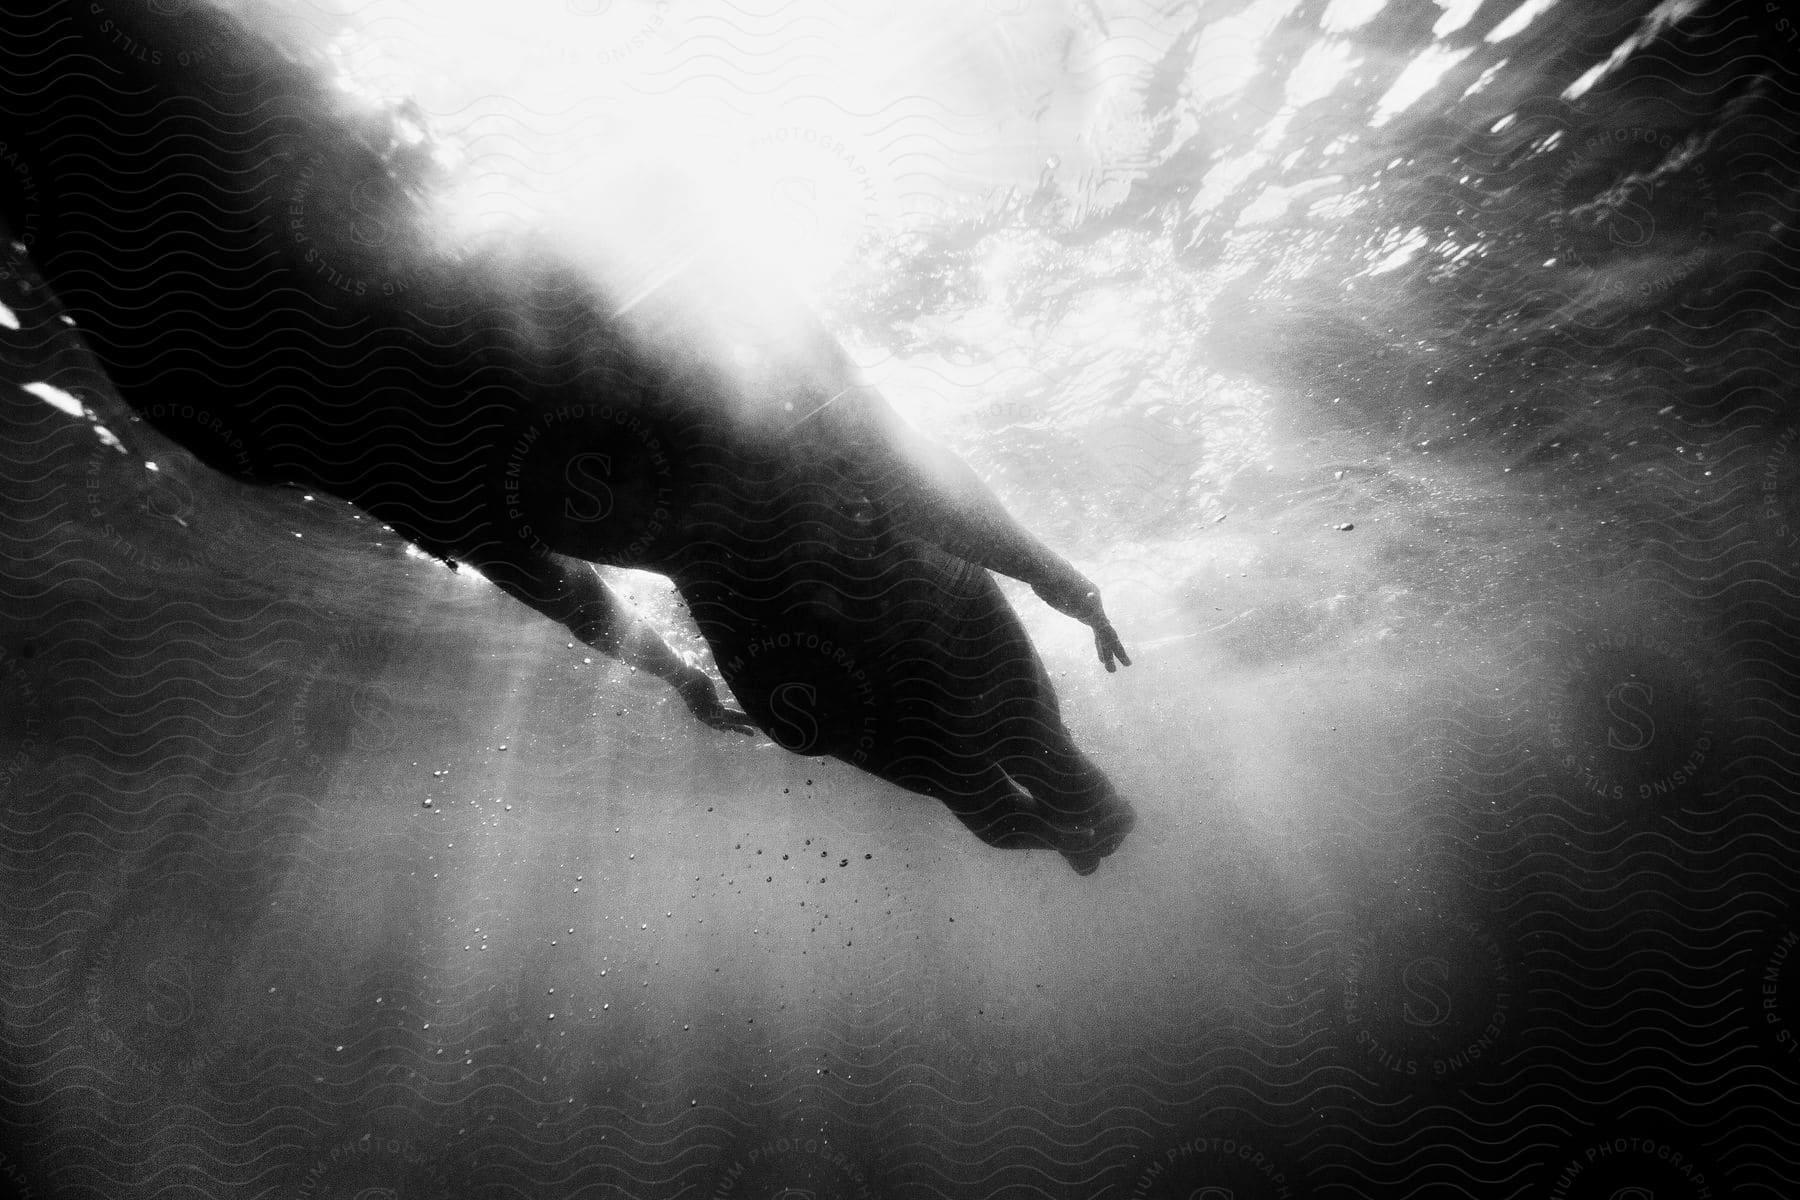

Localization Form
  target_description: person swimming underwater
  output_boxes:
[0,0,1136,873]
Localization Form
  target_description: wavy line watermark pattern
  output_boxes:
[81,901,241,1081]
[1338,911,1516,1087]
[1127,1133,1298,1200]
[709,1135,876,1200]
[1544,628,1719,819]
[290,1131,453,1200]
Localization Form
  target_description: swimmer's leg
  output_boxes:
[931,758,1136,876]
[1017,755,1137,877]
[466,544,756,734]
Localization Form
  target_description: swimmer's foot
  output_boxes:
[967,766,1136,875]
[1050,798,1136,876]
[1064,849,1103,876]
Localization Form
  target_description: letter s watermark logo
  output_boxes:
[767,682,820,753]
[143,956,195,1028]
[1400,956,1454,1028]
[564,453,615,523]
[773,176,822,242]
[348,682,398,753]
[1604,196,1655,250]
[1605,680,1657,751]
[346,178,393,250]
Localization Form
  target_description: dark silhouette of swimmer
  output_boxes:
[0,0,1135,872]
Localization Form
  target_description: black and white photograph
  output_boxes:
[1,0,1796,1195]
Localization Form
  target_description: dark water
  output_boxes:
[3,0,1799,1195]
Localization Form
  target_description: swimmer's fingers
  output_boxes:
[1094,619,1131,672]
[676,671,759,735]
[1064,582,1131,672]
[694,700,758,736]
[704,707,760,736]
[1031,573,1131,671]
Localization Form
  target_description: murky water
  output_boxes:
[3,0,1798,1195]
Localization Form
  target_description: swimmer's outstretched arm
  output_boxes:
[472,545,757,733]
[825,385,1132,672]
[739,295,1129,669]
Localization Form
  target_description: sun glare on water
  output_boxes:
[308,0,931,309]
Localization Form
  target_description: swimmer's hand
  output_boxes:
[674,667,758,735]
[1090,611,1131,673]
[1031,572,1132,673]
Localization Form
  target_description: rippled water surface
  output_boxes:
[3,0,1799,1196]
